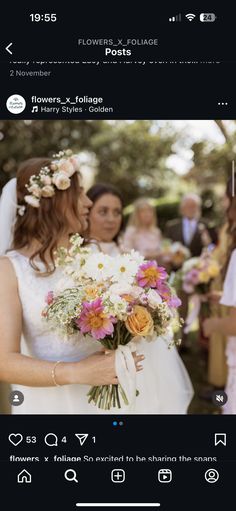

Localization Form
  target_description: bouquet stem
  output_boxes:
[87,384,128,410]
[86,323,135,410]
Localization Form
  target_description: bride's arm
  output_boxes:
[0,259,144,387]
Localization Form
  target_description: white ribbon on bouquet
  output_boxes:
[115,340,138,412]
[184,294,201,334]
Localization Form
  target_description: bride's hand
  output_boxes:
[73,350,145,386]
[104,349,145,372]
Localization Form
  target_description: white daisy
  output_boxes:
[83,253,111,282]
[128,249,145,266]
[110,254,139,284]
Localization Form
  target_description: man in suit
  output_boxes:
[165,193,212,257]
[165,193,214,349]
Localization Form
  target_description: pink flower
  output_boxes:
[69,156,80,172]
[156,281,171,301]
[137,261,168,288]
[167,295,182,308]
[186,269,199,285]
[76,297,116,340]
[45,291,54,305]
[156,281,181,308]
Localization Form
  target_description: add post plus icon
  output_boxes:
[75,433,89,446]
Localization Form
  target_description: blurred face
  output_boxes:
[77,187,93,232]
[138,205,155,228]
[222,194,230,212]
[181,199,200,220]
[89,193,123,242]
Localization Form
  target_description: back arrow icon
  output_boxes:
[6,43,13,55]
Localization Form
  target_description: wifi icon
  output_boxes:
[185,13,196,21]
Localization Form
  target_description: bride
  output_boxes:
[86,183,194,414]
[0,153,144,414]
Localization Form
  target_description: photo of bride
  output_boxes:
[0,120,235,415]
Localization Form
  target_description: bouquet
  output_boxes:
[42,235,181,410]
[175,252,220,296]
[174,251,221,335]
[161,240,190,268]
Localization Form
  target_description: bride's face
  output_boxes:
[89,193,123,242]
[77,187,93,232]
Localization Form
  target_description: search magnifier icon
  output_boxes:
[64,469,78,483]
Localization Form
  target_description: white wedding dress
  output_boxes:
[7,248,194,415]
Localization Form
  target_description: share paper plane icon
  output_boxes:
[75,433,89,446]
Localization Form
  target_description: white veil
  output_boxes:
[0,178,29,365]
[0,178,18,255]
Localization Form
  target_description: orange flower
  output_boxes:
[121,294,134,303]
[125,305,154,336]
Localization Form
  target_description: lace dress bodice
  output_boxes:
[7,251,100,362]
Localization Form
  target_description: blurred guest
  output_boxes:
[165,193,213,257]
[122,198,162,259]
[203,179,236,413]
[165,193,214,348]
[206,195,231,392]
[86,183,124,255]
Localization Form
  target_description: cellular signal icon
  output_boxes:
[169,13,181,22]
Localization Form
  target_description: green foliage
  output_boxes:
[0,120,104,187]
[0,120,176,204]
[1,119,235,222]
[90,120,177,204]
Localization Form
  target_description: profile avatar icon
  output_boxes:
[205,468,219,483]
[9,390,24,406]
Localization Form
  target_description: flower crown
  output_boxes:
[22,149,80,211]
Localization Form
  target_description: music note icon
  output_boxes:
[31,106,38,113]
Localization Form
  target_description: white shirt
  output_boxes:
[182,217,197,246]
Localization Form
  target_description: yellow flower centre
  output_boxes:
[120,266,126,273]
[98,263,104,269]
[144,268,158,279]
[89,314,103,328]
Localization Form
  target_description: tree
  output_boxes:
[90,120,177,204]
[0,120,177,204]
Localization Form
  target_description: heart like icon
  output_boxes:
[8,433,23,446]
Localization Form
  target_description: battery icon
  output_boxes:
[200,13,216,22]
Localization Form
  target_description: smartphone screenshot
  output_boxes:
[0,5,235,510]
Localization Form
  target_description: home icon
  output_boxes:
[17,469,32,484]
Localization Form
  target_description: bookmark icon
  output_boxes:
[214,433,226,446]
